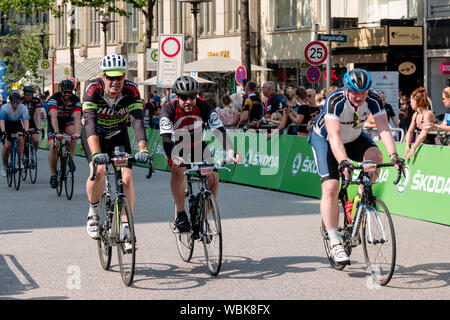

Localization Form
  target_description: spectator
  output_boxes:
[316,89,327,106]
[239,80,263,131]
[404,87,436,159]
[425,87,450,139]
[295,86,316,136]
[259,81,288,128]
[153,90,161,105]
[327,86,338,96]
[306,89,318,107]
[219,94,236,128]
[398,95,414,136]
[378,91,399,128]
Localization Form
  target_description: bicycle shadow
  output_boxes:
[388,262,450,289]
[130,254,329,290]
[0,254,39,297]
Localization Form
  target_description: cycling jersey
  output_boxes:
[81,77,145,142]
[313,88,386,144]
[159,97,228,162]
[21,97,41,131]
[48,92,82,119]
[0,103,29,123]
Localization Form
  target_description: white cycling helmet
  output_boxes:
[100,54,127,76]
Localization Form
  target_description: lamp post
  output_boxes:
[178,0,212,61]
[94,12,118,56]
[36,28,51,92]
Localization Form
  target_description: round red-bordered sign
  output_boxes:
[306,66,321,83]
[235,65,247,85]
[304,41,328,66]
[161,37,181,58]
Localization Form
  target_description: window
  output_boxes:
[107,11,118,44]
[126,4,140,53]
[199,1,216,35]
[152,1,164,38]
[72,6,80,46]
[274,0,297,30]
[57,5,67,47]
[89,8,101,45]
[171,0,185,34]
[225,0,240,33]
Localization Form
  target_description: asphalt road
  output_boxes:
[0,149,449,302]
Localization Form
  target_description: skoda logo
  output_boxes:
[292,153,302,176]
[396,165,410,194]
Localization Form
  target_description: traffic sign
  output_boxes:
[317,34,347,42]
[235,65,247,85]
[306,66,321,83]
[157,34,184,88]
[304,41,327,66]
[38,59,51,74]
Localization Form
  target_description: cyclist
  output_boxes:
[159,75,241,233]
[21,85,42,152]
[0,91,30,176]
[47,79,82,188]
[309,68,404,264]
[81,53,150,243]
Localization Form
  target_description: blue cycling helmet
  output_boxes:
[343,68,372,92]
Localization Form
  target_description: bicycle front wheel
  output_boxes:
[64,154,74,200]
[29,144,38,184]
[116,197,136,286]
[21,146,28,181]
[97,193,112,271]
[202,194,222,276]
[362,197,396,286]
[13,148,21,190]
[56,156,64,196]
[174,195,194,263]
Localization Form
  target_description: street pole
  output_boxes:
[192,3,199,61]
[326,0,331,90]
[423,0,428,91]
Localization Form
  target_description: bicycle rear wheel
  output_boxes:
[202,194,222,276]
[64,154,74,200]
[13,148,21,190]
[29,144,38,184]
[97,193,112,271]
[21,146,28,181]
[6,155,13,188]
[116,197,136,286]
[174,194,194,262]
[321,221,349,271]
[362,197,396,286]
[56,156,64,196]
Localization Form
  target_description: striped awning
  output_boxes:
[44,58,102,88]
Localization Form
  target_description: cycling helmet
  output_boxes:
[172,76,199,96]
[343,68,372,92]
[23,85,35,93]
[60,79,75,91]
[100,54,127,76]
[9,91,21,103]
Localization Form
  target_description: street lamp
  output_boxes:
[94,12,118,56]
[178,0,212,61]
[35,28,52,92]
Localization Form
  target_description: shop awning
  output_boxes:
[50,58,102,84]
[184,55,272,73]
[331,52,387,66]
[138,73,214,86]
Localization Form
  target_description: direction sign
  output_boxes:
[235,65,247,85]
[317,34,347,42]
[306,66,321,83]
[304,41,328,66]
[157,34,184,88]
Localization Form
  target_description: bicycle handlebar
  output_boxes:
[90,154,153,181]
[341,162,405,187]
[180,161,232,175]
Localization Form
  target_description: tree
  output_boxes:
[240,0,251,78]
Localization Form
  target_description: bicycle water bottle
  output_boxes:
[345,200,353,223]
[351,193,362,222]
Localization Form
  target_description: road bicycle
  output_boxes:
[321,161,404,286]
[21,132,38,184]
[171,161,230,276]
[91,146,153,286]
[54,135,78,200]
[5,132,24,190]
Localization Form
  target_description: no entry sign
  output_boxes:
[235,65,247,85]
[304,41,328,66]
[157,34,184,88]
[306,66,321,83]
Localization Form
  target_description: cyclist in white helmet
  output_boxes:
[81,54,149,245]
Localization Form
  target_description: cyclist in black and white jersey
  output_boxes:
[21,85,42,152]
[309,68,404,264]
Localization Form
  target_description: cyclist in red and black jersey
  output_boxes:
[47,79,82,188]
[160,75,241,233]
[21,85,42,151]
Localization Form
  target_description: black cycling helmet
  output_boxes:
[9,91,21,103]
[343,68,372,92]
[23,85,35,93]
[172,75,199,96]
[60,79,75,91]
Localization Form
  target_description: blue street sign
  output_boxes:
[317,34,347,43]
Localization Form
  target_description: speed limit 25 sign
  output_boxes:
[304,41,327,66]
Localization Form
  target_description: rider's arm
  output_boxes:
[325,118,348,164]
[129,109,148,152]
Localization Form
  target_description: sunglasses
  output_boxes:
[105,75,124,82]
[24,93,33,96]
[11,100,20,104]
[178,94,197,101]
[62,91,72,95]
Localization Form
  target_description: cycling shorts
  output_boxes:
[81,126,133,169]
[4,122,24,141]
[309,130,377,182]
[48,117,74,141]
